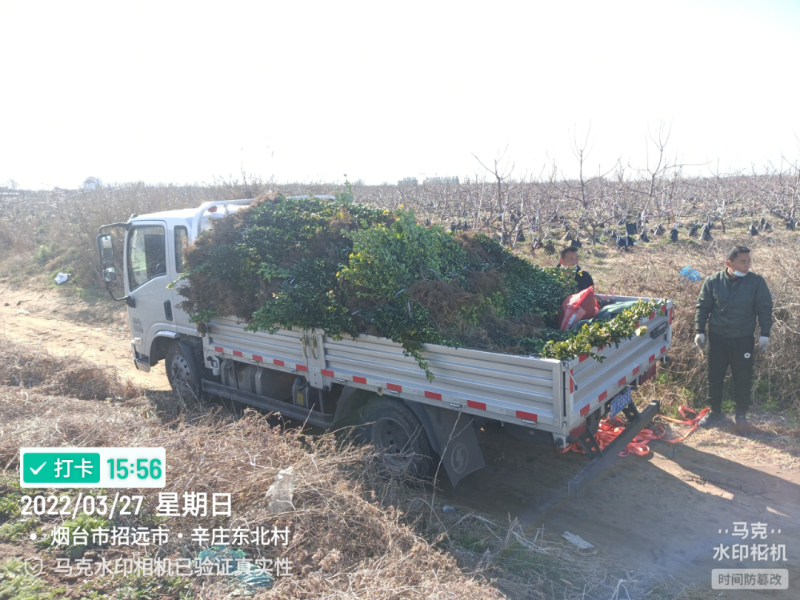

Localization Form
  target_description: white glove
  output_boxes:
[694,333,705,349]
[757,336,769,352]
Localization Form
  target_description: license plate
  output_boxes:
[608,387,632,417]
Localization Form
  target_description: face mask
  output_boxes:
[733,270,747,277]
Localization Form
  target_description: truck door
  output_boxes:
[125,221,176,361]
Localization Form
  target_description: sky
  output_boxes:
[1,0,799,190]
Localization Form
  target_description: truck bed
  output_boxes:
[203,295,672,440]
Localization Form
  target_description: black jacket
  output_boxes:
[557,264,595,292]
[695,270,773,338]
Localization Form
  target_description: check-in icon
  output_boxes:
[30,462,46,475]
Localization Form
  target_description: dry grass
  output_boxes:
[418,513,707,600]
[0,342,139,401]
[0,339,499,599]
[1,412,500,599]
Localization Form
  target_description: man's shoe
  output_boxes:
[735,414,756,435]
[699,411,725,428]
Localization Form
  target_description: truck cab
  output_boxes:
[99,197,337,372]
[97,200,253,371]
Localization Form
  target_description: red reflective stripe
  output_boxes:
[214,346,223,353]
[669,307,674,323]
[599,391,608,403]
[649,354,656,363]
[633,366,640,375]
[660,346,666,355]
[570,369,574,394]
[516,410,538,422]
[296,364,308,372]
[580,404,590,416]
[649,312,655,320]
[353,376,367,384]
[387,383,402,392]
[618,377,626,387]
[273,359,284,366]
[467,400,486,410]
[233,350,243,357]
[321,369,334,377]
[579,354,589,363]
[252,355,263,362]
[425,391,442,400]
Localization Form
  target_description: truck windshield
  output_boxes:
[127,225,166,291]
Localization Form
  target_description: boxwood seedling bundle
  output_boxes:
[177,193,660,378]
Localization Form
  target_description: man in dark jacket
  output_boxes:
[694,245,772,433]
[558,246,594,292]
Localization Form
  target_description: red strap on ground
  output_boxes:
[558,405,709,457]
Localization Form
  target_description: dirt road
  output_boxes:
[2,286,799,597]
[443,423,800,598]
[0,287,170,390]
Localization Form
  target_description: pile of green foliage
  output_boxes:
[177,192,654,377]
[540,299,665,361]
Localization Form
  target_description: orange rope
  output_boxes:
[558,405,710,457]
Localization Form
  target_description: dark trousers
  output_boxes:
[707,332,755,415]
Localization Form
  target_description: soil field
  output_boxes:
[2,286,799,598]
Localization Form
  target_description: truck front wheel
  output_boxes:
[357,398,435,477]
[165,342,201,401]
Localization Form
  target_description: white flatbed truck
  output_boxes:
[97,199,673,497]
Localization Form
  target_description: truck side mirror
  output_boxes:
[97,234,115,268]
[103,267,117,282]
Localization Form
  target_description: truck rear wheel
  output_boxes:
[165,342,201,401]
[357,398,435,477]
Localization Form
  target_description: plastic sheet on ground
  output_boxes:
[679,266,702,282]
[196,545,274,593]
[562,531,595,552]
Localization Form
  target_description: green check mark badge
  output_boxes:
[22,452,101,484]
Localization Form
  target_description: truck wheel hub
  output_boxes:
[169,354,192,385]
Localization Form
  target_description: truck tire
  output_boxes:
[165,342,201,401]
[357,398,435,477]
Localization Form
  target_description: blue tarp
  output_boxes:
[679,266,702,282]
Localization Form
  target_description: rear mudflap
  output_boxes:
[406,401,485,488]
